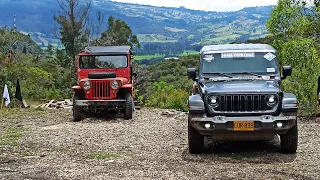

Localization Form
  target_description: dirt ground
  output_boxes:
[0,108,320,180]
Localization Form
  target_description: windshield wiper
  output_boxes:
[232,72,262,78]
[203,73,233,78]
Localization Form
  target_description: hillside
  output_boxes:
[0,0,273,48]
[0,27,43,55]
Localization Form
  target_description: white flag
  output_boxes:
[3,84,10,106]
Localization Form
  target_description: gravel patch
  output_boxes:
[0,108,319,179]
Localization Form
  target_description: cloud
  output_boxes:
[111,0,278,11]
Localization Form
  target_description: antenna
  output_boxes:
[13,14,16,31]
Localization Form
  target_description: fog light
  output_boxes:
[276,122,283,128]
[204,123,211,129]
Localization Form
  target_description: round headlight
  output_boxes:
[267,95,277,107]
[83,81,90,90]
[209,96,219,108]
[111,81,119,90]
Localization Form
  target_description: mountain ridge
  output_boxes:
[0,0,274,49]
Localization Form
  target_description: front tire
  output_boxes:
[280,122,298,154]
[188,115,204,154]
[72,94,83,122]
[124,93,134,120]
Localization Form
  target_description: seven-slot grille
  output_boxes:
[210,94,275,112]
[91,81,111,98]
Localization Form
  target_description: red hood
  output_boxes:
[78,68,130,82]
[79,77,129,85]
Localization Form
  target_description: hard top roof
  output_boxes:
[200,44,276,54]
[83,46,132,55]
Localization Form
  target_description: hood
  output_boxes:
[80,77,129,85]
[202,80,280,94]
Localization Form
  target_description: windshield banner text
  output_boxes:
[221,52,255,58]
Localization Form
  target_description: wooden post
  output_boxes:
[22,99,29,108]
[1,98,3,109]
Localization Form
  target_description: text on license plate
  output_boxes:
[233,121,254,131]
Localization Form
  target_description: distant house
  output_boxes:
[165,57,179,60]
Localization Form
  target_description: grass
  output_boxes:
[164,27,188,33]
[179,50,199,56]
[0,126,26,146]
[213,26,231,33]
[26,99,47,106]
[252,29,267,35]
[237,30,251,35]
[202,34,241,44]
[87,152,120,159]
[134,54,164,61]
[0,107,48,119]
[133,50,198,61]
[137,34,178,43]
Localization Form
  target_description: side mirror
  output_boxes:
[282,66,292,80]
[187,68,197,81]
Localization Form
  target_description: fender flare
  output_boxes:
[72,85,81,91]
[120,84,133,89]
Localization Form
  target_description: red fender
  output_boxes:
[72,85,81,91]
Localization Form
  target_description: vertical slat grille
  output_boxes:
[215,94,275,112]
[92,81,110,98]
[260,95,266,111]
[226,96,232,111]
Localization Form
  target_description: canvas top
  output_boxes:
[83,46,132,55]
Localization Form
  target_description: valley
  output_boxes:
[0,0,272,54]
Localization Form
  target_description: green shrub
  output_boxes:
[279,38,320,115]
[146,81,189,111]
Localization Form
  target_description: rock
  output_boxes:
[65,99,72,106]
[162,110,176,116]
[36,99,73,110]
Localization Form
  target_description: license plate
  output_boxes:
[233,121,254,131]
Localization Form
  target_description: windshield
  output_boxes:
[79,55,128,69]
[201,52,279,75]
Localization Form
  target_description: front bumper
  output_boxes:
[75,100,126,106]
[189,114,297,141]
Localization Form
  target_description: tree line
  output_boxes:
[135,42,202,56]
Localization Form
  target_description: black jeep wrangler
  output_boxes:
[187,44,299,154]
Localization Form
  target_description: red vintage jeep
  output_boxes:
[71,46,136,121]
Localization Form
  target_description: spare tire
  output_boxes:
[88,72,116,79]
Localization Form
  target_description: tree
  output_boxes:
[22,46,27,54]
[307,0,320,46]
[266,0,313,44]
[47,44,54,56]
[267,0,320,114]
[94,15,140,50]
[280,38,320,106]
[88,10,106,43]
[53,0,91,65]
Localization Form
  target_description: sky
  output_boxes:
[111,0,279,12]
